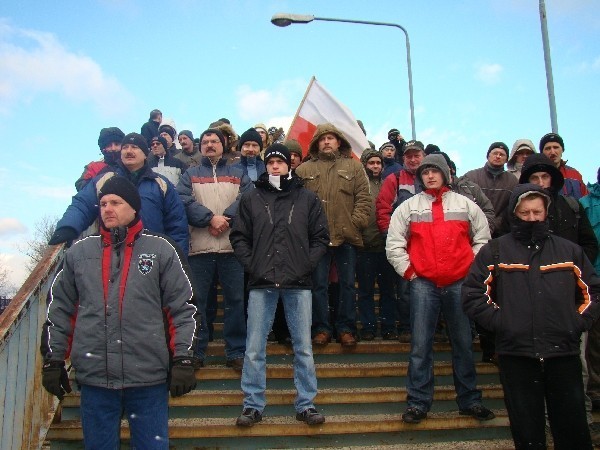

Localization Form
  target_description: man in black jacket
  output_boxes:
[462,183,600,449]
[230,144,329,427]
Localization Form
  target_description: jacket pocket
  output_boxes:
[337,170,355,196]
[302,173,321,193]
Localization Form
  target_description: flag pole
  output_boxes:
[286,75,316,139]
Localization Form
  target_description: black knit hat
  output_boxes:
[487,142,509,158]
[98,176,141,213]
[424,144,440,155]
[199,128,226,149]
[238,128,263,152]
[151,135,168,150]
[539,132,565,152]
[178,130,194,141]
[122,133,149,155]
[158,124,176,141]
[98,127,125,151]
[264,143,291,167]
[519,153,564,192]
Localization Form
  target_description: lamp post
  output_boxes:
[271,13,416,140]
[538,0,558,133]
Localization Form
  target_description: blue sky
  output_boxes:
[1,0,598,289]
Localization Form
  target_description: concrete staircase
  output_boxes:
[45,325,515,448]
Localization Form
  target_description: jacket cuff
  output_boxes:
[403,265,416,281]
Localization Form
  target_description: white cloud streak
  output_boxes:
[0,218,28,236]
[474,63,504,85]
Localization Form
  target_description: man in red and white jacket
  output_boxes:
[386,153,493,424]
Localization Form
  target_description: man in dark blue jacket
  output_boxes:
[230,144,329,427]
[49,133,189,254]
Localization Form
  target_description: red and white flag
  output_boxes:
[286,77,370,159]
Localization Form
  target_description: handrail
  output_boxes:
[0,244,64,450]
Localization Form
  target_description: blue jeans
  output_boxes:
[188,252,246,361]
[80,383,168,449]
[407,277,481,412]
[242,288,317,413]
[311,243,357,336]
[396,276,411,333]
[356,251,397,334]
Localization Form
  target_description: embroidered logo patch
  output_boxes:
[138,253,156,275]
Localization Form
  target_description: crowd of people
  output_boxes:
[41,108,600,449]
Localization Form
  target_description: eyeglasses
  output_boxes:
[201,139,221,146]
[151,142,162,147]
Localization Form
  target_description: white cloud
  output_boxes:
[235,79,307,122]
[0,19,134,116]
[0,252,30,293]
[0,218,28,236]
[474,63,504,85]
[574,56,600,74]
[22,184,74,200]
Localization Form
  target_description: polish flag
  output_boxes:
[286,77,370,159]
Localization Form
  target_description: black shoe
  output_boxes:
[459,404,495,421]
[226,357,244,371]
[402,406,427,424]
[382,331,399,341]
[192,358,204,369]
[236,408,262,427]
[361,330,375,341]
[278,336,293,346]
[398,331,412,343]
[296,407,325,425]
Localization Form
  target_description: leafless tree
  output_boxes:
[0,260,15,298]
[18,214,59,272]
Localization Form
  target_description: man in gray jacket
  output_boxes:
[42,176,198,449]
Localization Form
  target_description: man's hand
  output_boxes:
[169,358,197,397]
[209,215,231,235]
[48,227,78,246]
[42,360,72,400]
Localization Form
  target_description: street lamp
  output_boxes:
[271,13,416,140]
[538,0,558,133]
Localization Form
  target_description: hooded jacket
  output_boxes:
[45,219,197,388]
[581,182,600,273]
[386,154,491,287]
[506,139,535,180]
[359,149,386,251]
[520,153,598,263]
[462,183,600,359]
[230,173,329,289]
[295,123,372,247]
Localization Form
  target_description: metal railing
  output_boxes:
[0,245,64,449]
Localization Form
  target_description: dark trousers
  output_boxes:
[586,318,600,401]
[498,354,591,450]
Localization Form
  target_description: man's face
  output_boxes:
[178,135,193,153]
[366,157,382,177]
[241,141,261,157]
[515,196,547,222]
[160,131,173,147]
[200,133,224,158]
[421,168,444,190]
[121,144,146,171]
[403,149,424,172]
[151,140,166,157]
[256,128,268,146]
[542,142,563,167]
[266,157,289,176]
[154,114,163,124]
[290,153,301,170]
[103,142,121,153]
[514,149,533,164]
[318,133,340,154]
[487,148,508,168]
[381,146,396,159]
[528,171,552,189]
[100,194,136,228]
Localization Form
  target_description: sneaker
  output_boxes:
[402,406,427,424]
[338,332,357,347]
[236,408,262,427]
[360,330,375,341]
[398,331,412,343]
[459,404,495,421]
[312,332,331,346]
[296,407,325,425]
[382,331,399,341]
[226,357,244,371]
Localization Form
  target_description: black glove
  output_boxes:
[48,226,78,246]
[169,357,197,397]
[42,360,72,400]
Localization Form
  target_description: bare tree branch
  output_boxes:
[17,214,59,273]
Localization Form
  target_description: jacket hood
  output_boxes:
[519,153,564,192]
[308,123,352,157]
[508,182,552,217]
[360,148,382,166]
[416,153,451,186]
[508,139,536,165]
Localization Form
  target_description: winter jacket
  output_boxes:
[386,186,491,287]
[141,120,160,145]
[295,123,372,247]
[381,157,403,181]
[451,175,496,235]
[581,183,600,273]
[558,160,588,199]
[463,164,518,236]
[177,156,252,255]
[462,184,600,359]
[506,139,535,180]
[375,168,421,234]
[175,145,202,168]
[147,153,188,186]
[229,173,329,289]
[231,155,266,182]
[361,171,385,252]
[45,219,197,389]
[55,163,189,254]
